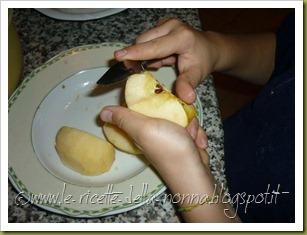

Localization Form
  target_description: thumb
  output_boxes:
[100,105,148,141]
[175,67,202,104]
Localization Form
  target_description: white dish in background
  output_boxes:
[8,43,203,217]
[35,8,126,21]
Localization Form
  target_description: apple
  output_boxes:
[103,123,142,155]
[55,126,115,176]
[125,71,196,127]
[103,71,196,155]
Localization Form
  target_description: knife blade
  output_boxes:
[96,60,149,85]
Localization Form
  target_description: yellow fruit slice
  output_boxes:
[103,123,142,155]
[102,71,197,155]
[55,126,115,176]
[129,92,188,127]
[125,71,196,127]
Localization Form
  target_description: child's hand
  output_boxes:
[100,106,239,222]
[114,18,219,104]
[114,18,276,102]
[100,106,209,178]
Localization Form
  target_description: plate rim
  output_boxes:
[9,42,127,109]
[9,42,166,218]
[9,166,166,218]
[8,42,203,218]
[34,8,127,21]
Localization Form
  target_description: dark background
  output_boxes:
[198,8,293,119]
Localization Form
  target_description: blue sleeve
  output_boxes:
[223,12,295,222]
[271,12,295,78]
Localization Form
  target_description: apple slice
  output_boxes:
[103,71,196,155]
[125,72,159,105]
[125,71,196,127]
[128,92,188,127]
[55,126,115,176]
[103,123,142,155]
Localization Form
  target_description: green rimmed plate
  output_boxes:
[8,43,203,217]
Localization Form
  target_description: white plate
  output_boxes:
[32,68,149,187]
[8,43,203,217]
[35,8,126,21]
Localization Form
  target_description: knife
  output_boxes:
[96,60,150,85]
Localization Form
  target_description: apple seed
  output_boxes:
[154,84,163,94]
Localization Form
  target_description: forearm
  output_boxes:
[157,155,241,223]
[204,31,276,85]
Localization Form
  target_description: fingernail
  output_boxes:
[100,109,113,122]
[190,125,197,139]
[187,91,196,103]
[115,49,127,58]
[199,136,208,149]
[182,91,195,104]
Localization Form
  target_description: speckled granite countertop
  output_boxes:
[9,8,226,223]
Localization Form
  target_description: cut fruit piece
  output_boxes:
[55,126,115,176]
[181,101,197,123]
[102,71,197,155]
[129,92,188,127]
[103,123,142,155]
[125,71,196,127]
[125,72,159,106]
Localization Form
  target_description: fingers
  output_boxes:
[115,19,183,61]
[147,55,177,69]
[115,18,186,61]
[187,117,209,166]
[135,18,181,44]
[175,67,202,104]
[156,17,180,27]
[101,106,210,169]
[100,105,148,141]
[195,126,208,149]
[178,67,202,88]
[198,148,210,166]
[115,34,180,61]
[175,79,196,104]
[186,118,199,139]
[186,118,208,150]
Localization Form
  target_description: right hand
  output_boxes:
[114,18,219,104]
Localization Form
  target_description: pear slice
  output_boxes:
[55,126,115,176]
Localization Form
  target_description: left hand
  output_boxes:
[100,106,240,223]
[100,106,209,178]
